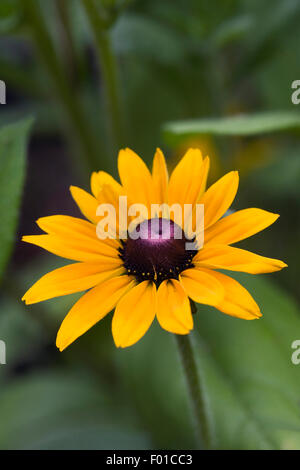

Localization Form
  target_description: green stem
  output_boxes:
[82,0,124,153]
[175,333,212,449]
[55,0,78,81]
[23,0,102,171]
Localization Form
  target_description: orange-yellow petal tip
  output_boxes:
[255,309,262,319]
[56,336,66,352]
[113,339,132,349]
[122,147,133,155]
[248,308,262,319]
[267,258,288,271]
[35,217,46,230]
[21,290,34,305]
[279,260,288,269]
[269,212,280,222]
[117,148,127,160]
[69,184,84,195]
[255,311,263,319]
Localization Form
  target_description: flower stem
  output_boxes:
[175,333,212,449]
[82,0,125,153]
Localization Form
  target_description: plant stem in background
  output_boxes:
[55,0,78,82]
[82,0,125,154]
[175,333,212,449]
[23,0,103,172]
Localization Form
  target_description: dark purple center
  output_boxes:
[119,218,198,285]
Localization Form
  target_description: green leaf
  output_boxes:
[0,370,150,449]
[163,111,300,146]
[0,117,34,281]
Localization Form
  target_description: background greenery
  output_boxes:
[0,0,299,450]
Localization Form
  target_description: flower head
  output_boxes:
[22,148,287,350]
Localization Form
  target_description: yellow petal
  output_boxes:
[37,214,119,250]
[180,268,224,306]
[37,214,95,238]
[56,275,135,351]
[200,171,239,229]
[152,148,169,205]
[200,269,261,319]
[197,156,210,200]
[96,182,133,238]
[70,185,99,224]
[194,244,287,274]
[112,280,156,348]
[205,208,280,245]
[118,148,154,209]
[157,279,193,334]
[90,171,122,199]
[97,182,124,207]
[22,234,122,263]
[183,156,210,237]
[22,263,125,305]
[168,148,205,206]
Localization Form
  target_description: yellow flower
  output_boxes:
[22,148,287,350]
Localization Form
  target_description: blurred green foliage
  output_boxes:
[0,118,33,280]
[0,0,299,450]
[163,111,300,146]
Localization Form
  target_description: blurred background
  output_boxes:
[0,0,300,450]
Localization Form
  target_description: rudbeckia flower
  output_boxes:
[22,148,287,350]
